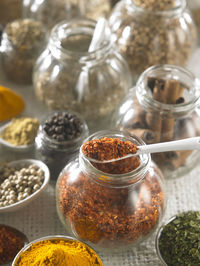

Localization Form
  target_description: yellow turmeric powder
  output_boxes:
[0,85,25,122]
[15,239,103,266]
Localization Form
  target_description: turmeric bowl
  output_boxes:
[12,235,103,266]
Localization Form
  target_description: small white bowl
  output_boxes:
[0,122,35,151]
[0,159,50,213]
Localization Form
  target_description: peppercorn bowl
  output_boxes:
[12,235,103,266]
[0,159,50,213]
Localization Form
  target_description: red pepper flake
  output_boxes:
[82,137,140,174]
[59,170,164,248]
[58,137,164,248]
[0,225,25,264]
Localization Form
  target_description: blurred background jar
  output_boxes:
[56,130,165,251]
[113,64,200,179]
[23,0,111,31]
[35,111,89,180]
[109,0,197,82]
[33,19,131,132]
[187,0,200,40]
[1,18,46,84]
[0,0,22,25]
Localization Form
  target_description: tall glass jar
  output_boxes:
[23,0,111,31]
[187,0,200,39]
[33,19,131,132]
[113,65,200,179]
[56,130,165,251]
[109,0,197,81]
[35,111,89,180]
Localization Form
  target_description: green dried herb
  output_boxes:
[158,211,200,266]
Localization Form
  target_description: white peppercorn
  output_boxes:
[0,163,45,207]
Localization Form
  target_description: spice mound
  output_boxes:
[134,0,176,11]
[14,238,103,266]
[82,137,139,174]
[0,117,39,146]
[158,211,200,266]
[0,163,44,207]
[0,225,26,265]
[0,85,25,122]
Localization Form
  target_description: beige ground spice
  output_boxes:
[1,117,39,146]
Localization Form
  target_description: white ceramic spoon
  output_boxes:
[75,18,108,102]
[84,137,200,163]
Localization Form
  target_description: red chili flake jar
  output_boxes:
[56,130,166,251]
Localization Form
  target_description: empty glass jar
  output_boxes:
[113,64,200,178]
[33,19,131,131]
[56,130,165,251]
[109,0,197,81]
[23,0,111,30]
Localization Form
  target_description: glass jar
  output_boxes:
[1,19,46,84]
[188,0,200,39]
[56,130,165,251]
[0,0,21,25]
[113,64,200,179]
[109,0,197,81]
[35,111,89,180]
[33,19,131,132]
[23,0,111,31]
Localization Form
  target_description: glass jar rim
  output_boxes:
[37,110,89,150]
[136,64,200,114]
[49,19,112,62]
[79,130,151,187]
[127,0,186,17]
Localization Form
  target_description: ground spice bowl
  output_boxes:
[12,235,103,266]
[0,224,29,266]
[155,211,200,265]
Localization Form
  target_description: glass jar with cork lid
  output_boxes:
[109,0,197,82]
[33,19,132,132]
[56,130,166,251]
[23,0,111,31]
[113,64,200,179]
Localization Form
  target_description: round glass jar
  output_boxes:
[188,0,200,40]
[109,0,197,81]
[113,64,200,179]
[1,19,46,85]
[23,0,111,31]
[56,130,165,251]
[33,19,131,132]
[35,111,89,181]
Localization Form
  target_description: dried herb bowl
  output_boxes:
[0,159,50,213]
[156,211,200,266]
[12,235,103,266]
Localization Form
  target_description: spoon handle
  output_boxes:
[138,137,200,154]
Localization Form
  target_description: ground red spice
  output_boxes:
[58,137,164,248]
[82,137,139,174]
[0,225,25,264]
